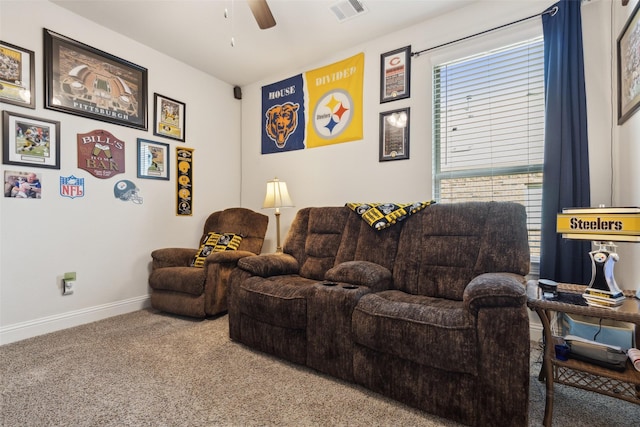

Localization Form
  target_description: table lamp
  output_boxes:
[262,177,294,253]
[557,206,640,307]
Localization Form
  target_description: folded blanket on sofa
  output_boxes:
[345,201,435,230]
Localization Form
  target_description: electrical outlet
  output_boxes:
[62,279,74,295]
[62,272,76,296]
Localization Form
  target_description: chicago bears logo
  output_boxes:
[265,102,299,148]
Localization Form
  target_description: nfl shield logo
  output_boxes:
[60,175,85,199]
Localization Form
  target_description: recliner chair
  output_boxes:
[149,207,268,317]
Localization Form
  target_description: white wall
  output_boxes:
[241,0,638,290]
[613,0,640,291]
[0,1,242,343]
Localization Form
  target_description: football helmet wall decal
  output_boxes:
[114,179,143,204]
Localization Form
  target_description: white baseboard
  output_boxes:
[530,321,543,344]
[0,295,150,345]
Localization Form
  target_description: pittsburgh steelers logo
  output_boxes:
[312,89,353,139]
[593,252,608,263]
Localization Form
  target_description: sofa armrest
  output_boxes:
[325,261,392,291]
[464,272,527,316]
[237,253,300,277]
[203,250,256,266]
[151,248,197,269]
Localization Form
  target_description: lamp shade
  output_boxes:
[557,207,640,242]
[262,178,293,209]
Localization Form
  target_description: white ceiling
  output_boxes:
[52,0,478,87]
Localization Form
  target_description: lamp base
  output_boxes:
[583,246,625,307]
[274,209,283,253]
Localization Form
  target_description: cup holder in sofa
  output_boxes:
[320,282,358,290]
[321,282,338,286]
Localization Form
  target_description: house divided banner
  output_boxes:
[176,146,193,216]
[260,53,364,153]
[261,74,305,154]
[305,52,363,148]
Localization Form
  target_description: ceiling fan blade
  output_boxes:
[247,0,276,29]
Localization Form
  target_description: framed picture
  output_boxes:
[0,41,35,108]
[617,1,640,125]
[153,93,186,141]
[43,28,148,130]
[137,138,170,180]
[2,110,60,169]
[4,170,43,199]
[379,108,410,162]
[380,45,411,103]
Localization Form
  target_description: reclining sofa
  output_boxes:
[228,202,531,426]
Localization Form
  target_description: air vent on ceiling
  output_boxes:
[330,0,368,22]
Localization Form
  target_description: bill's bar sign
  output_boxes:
[77,129,125,179]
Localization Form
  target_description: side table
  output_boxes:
[526,282,640,426]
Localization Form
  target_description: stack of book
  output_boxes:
[582,287,625,308]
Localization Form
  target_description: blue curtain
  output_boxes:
[539,0,591,284]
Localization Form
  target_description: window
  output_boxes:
[433,37,544,261]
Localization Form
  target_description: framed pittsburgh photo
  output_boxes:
[380,45,411,103]
[617,1,640,124]
[379,108,410,162]
[43,28,148,130]
[153,93,186,141]
[137,138,170,180]
[0,41,35,108]
[2,110,60,169]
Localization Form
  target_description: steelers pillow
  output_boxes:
[191,232,243,267]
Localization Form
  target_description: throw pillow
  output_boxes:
[191,232,243,267]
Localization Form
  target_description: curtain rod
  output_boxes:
[411,5,559,58]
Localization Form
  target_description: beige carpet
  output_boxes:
[1,309,638,426]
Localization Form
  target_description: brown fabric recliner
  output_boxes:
[228,202,530,426]
[149,207,268,318]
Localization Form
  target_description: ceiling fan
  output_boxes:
[247,0,276,29]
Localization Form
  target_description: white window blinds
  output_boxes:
[433,36,544,259]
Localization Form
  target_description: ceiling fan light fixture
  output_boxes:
[247,0,276,29]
